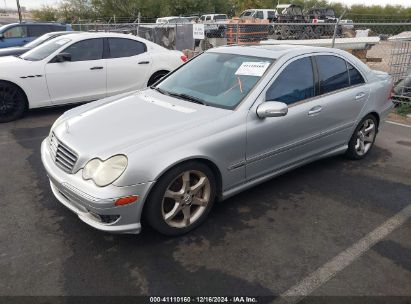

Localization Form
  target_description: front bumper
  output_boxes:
[41,138,154,234]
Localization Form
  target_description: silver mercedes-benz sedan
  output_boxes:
[41,45,394,236]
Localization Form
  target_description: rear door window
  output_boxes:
[316,55,350,94]
[266,57,315,105]
[347,62,365,86]
[28,25,50,37]
[256,11,264,19]
[108,38,146,58]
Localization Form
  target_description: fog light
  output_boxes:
[100,214,120,223]
[115,195,139,206]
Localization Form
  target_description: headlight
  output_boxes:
[82,155,128,187]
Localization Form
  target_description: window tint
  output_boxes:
[266,57,315,105]
[256,11,264,19]
[316,55,349,94]
[3,25,27,38]
[62,39,103,62]
[347,62,365,86]
[52,25,65,31]
[108,38,146,58]
[28,25,50,37]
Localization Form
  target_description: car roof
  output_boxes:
[6,22,67,26]
[208,44,345,59]
[54,32,140,40]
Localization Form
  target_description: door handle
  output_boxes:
[355,92,366,100]
[308,105,322,116]
[90,66,104,70]
[138,61,150,65]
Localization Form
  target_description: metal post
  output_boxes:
[332,9,346,48]
[137,11,141,36]
[16,0,22,22]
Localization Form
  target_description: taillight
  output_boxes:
[181,55,188,63]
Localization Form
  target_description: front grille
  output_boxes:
[49,133,78,173]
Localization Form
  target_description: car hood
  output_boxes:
[0,47,29,57]
[53,89,230,159]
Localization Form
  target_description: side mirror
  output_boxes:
[0,33,4,40]
[256,101,288,118]
[54,52,72,63]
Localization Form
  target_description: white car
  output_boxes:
[0,32,187,122]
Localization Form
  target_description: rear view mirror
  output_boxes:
[54,52,72,63]
[256,101,288,118]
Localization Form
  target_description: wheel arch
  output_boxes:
[0,79,29,110]
[147,69,170,86]
[364,111,380,131]
[142,157,224,212]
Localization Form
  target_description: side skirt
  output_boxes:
[221,145,348,201]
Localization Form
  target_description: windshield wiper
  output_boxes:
[150,86,207,106]
[150,86,174,97]
[166,92,208,106]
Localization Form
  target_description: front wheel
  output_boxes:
[0,81,27,123]
[144,162,216,236]
[345,115,378,159]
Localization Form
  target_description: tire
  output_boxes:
[0,81,27,123]
[345,115,378,160]
[144,161,217,236]
[147,71,169,87]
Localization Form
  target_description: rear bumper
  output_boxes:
[380,101,395,127]
[41,138,153,234]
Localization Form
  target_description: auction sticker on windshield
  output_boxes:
[235,62,271,77]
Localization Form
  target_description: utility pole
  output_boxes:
[16,0,22,22]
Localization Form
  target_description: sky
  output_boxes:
[4,0,411,10]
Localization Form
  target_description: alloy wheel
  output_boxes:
[161,170,211,228]
[355,118,376,156]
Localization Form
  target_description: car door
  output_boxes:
[246,55,328,181]
[311,54,370,147]
[45,38,107,105]
[0,25,28,47]
[106,37,152,96]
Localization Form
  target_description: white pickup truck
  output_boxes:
[239,9,277,22]
[199,14,228,38]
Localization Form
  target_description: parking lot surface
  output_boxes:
[0,106,410,301]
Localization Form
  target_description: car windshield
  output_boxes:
[24,33,53,48]
[21,38,71,61]
[155,52,273,110]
